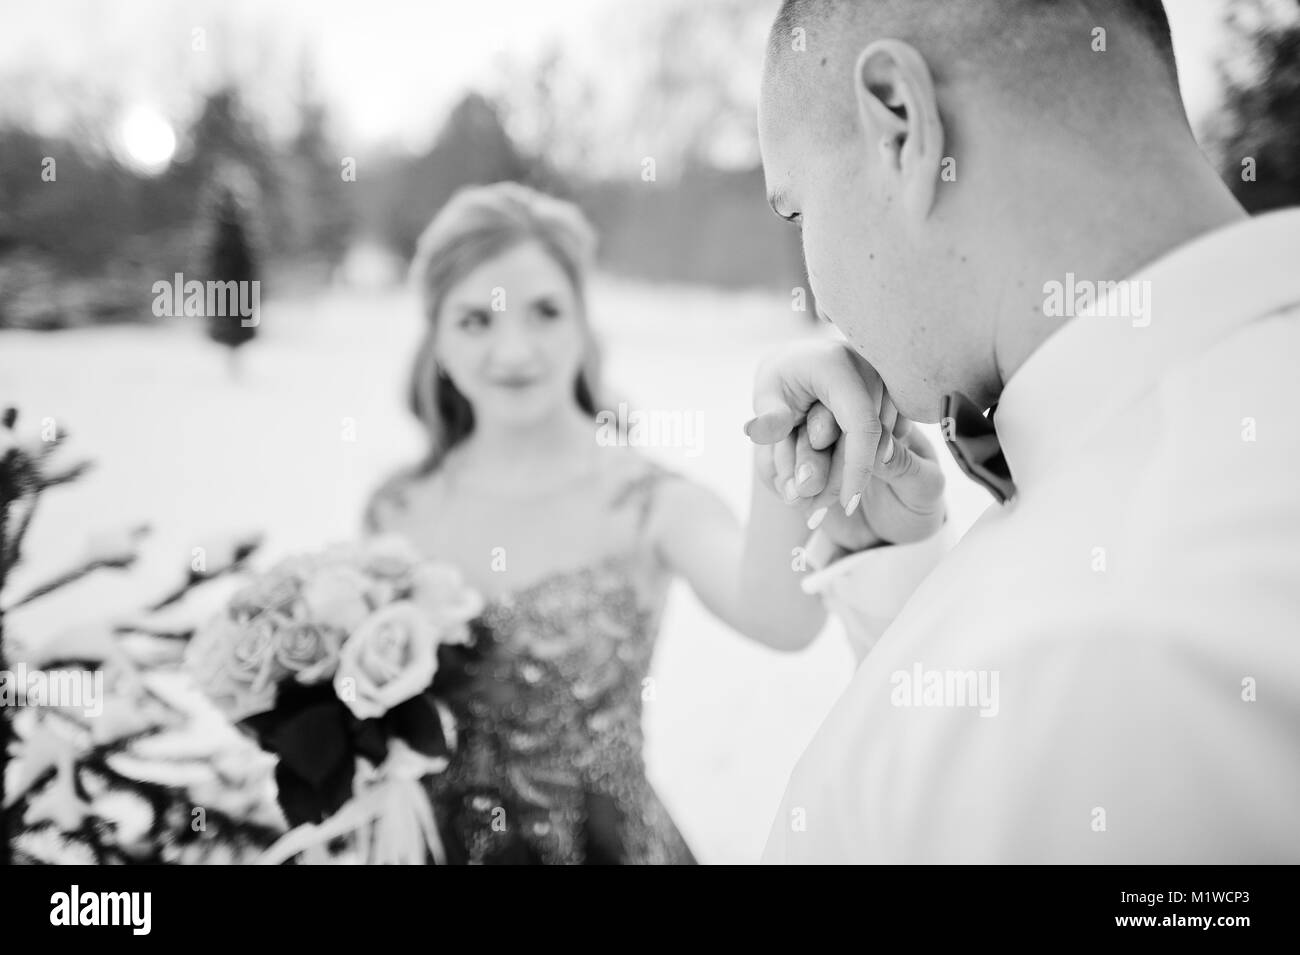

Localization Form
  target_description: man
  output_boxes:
[747,0,1300,862]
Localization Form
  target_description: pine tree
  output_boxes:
[201,165,260,375]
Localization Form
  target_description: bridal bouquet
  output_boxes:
[184,535,483,864]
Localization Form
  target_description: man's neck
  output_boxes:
[985,141,1248,406]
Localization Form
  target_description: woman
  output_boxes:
[365,182,842,864]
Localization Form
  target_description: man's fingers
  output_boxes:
[805,402,840,451]
[902,420,937,461]
[793,424,831,499]
[799,439,875,549]
[879,398,899,445]
[892,412,913,441]
[872,431,946,505]
[800,435,846,524]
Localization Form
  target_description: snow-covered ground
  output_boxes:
[1,277,988,863]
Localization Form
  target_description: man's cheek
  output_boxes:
[801,236,832,295]
[805,249,851,320]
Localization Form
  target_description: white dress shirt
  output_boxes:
[766,210,1300,864]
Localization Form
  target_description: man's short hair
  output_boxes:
[770,0,1178,76]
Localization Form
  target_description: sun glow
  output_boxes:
[115,104,176,175]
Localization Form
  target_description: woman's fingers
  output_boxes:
[744,407,802,445]
[798,437,876,549]
[748,348,886,512]
[752,439,777,489]
[748,404,838,502]
[773,431,797,502]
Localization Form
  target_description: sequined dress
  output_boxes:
[418,472,697,865]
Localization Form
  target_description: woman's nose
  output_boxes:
[489,318,537,363]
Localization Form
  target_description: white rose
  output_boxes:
[410,564,484,643]
[333,602,438,720]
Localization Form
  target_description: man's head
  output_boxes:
[759,0,1189,421]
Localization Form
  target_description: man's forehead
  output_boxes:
[758,56,807,157]
[759,42,807,123]
[758,99,800,211]
[760,29,860,156]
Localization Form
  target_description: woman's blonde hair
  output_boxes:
[364,182,604,530]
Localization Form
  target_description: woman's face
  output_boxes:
[434,241,587,431]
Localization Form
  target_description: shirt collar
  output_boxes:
[993,209,1300,495]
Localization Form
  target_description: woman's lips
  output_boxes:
[491,376,538,389]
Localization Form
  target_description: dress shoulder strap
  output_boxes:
[362,467,419,536]
[607,456,683,533]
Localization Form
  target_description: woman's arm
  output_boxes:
[646,455,828,652]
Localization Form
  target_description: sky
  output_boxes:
[0,0,1234,154]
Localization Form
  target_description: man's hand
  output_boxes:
[746,340,945,550]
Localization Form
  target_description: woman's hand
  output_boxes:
[746,341,945,551]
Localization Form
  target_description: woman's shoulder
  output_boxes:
[362,465,429,535]
[596,448,691,529]
[603,447,679,495]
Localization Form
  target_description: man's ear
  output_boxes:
[853,39,945,222]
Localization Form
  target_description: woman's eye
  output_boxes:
[534,299,561,320]
[458,310,490,331]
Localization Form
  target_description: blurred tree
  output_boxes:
[481,0,807,300]
[634,0,777,174]
[1213,0,1300,211]
[0,36,356,324]
[183,91,266,183]
[0,128,134,272]
[492,0,778,181]
[355,93,529,262]
[492,42,599,188]
[282,56,353,274]
[173,88,286,269]
[199,163,261,376]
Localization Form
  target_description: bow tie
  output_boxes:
[940,392,1016,504]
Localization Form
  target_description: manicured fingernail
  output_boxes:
[806,507,828,530]
[743,418,757,438]
[782,479,798,503]
[796,463,813,487]
[845,492,861,517]
[882,434,896,464]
